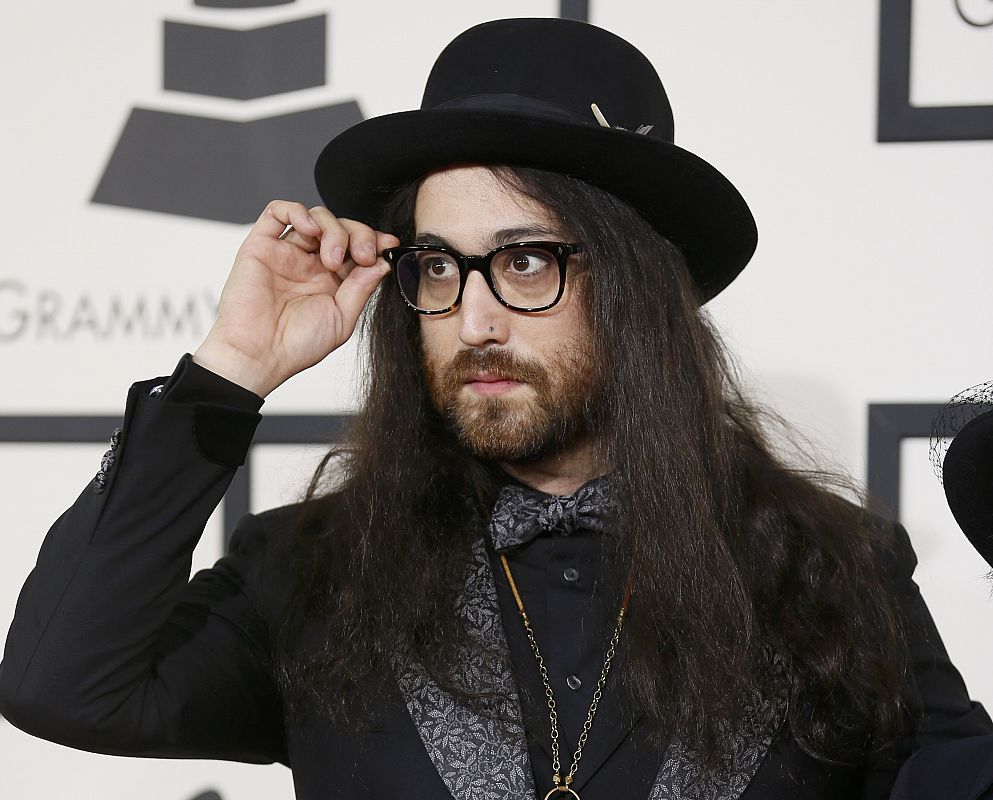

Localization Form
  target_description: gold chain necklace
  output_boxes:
[498,553,632,800]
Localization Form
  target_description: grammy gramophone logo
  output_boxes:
[92,0,363,224]
[92,0,591,225]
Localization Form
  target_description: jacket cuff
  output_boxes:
[160,353,264,413]
[191,403,261,468]
[135,355,263,467]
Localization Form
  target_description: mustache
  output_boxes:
[441,348,548,387]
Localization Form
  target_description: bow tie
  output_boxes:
[488,476,617,552]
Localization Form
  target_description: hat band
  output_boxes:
[432,93,600,128]
[432,93,670,141]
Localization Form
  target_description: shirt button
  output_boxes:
[562,567,580,583]
[566,675,582,691]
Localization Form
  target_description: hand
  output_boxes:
[193,200,399,397]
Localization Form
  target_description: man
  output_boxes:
[1,17,990,800]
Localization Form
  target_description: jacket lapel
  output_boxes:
[395,536,536,800]
[564,690,643,791]
[396,532,787,800]
[648,684,788,800]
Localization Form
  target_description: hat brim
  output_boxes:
[314,109,757,303]
[943,409,993,569]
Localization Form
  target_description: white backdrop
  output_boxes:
[1,2,991,798]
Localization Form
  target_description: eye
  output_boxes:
[503,250,552,276]
[419,254,458,279]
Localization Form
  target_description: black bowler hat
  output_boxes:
[941,405,993,570]
[314,17,757,302]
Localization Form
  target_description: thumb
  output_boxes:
[333,261,392,330]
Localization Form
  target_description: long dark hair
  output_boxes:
[274,166,910,768]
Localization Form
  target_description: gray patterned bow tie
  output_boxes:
[488,476,617,552]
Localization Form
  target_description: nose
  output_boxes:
[458,270,509,347]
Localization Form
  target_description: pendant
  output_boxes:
[543,787,580,800]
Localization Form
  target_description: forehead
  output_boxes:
[414,166,559,249]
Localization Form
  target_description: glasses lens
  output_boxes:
[490,246,561,309]
[396,250,460,312]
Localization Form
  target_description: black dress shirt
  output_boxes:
[490,507,659,795]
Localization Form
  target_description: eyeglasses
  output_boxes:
[383,241,583,315]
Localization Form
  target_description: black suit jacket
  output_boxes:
[2,373,993,799]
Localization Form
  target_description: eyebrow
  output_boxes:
[414,225,563,251]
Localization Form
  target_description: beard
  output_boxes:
[421,338,600,463]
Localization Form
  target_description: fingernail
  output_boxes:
[331,246,345,264]
[362,243,377,260]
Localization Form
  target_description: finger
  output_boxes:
[333,261,392,332]
[279,227,320,253]
[332,230,398,281]
[339,218,380,267]
[375,230,401,252]
[309,206,351,270]
[255,200,321,239]
[326,239,392,284]
[332,260,356,283]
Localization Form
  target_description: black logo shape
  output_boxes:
[92,0,361,223]
[878,0,993,142]
[955,0,993,28]
[91,1,589,224]
[187,791,222,800]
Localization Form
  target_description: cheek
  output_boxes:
[534,307,589,353]
[418,317,459,365]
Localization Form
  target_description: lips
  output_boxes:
[464,372,516,384]
[463,371,524,395]
[438,349,545,399]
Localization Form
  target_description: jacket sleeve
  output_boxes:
[0,360,288,764]
[894,522,993,746]
[878,522,993,799]
[856,522,993,799]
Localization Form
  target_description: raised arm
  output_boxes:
[0,360,285,760]
[0,201,397,761]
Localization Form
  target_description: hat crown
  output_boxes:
[421,18,675,141]
[315,17,757,303]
